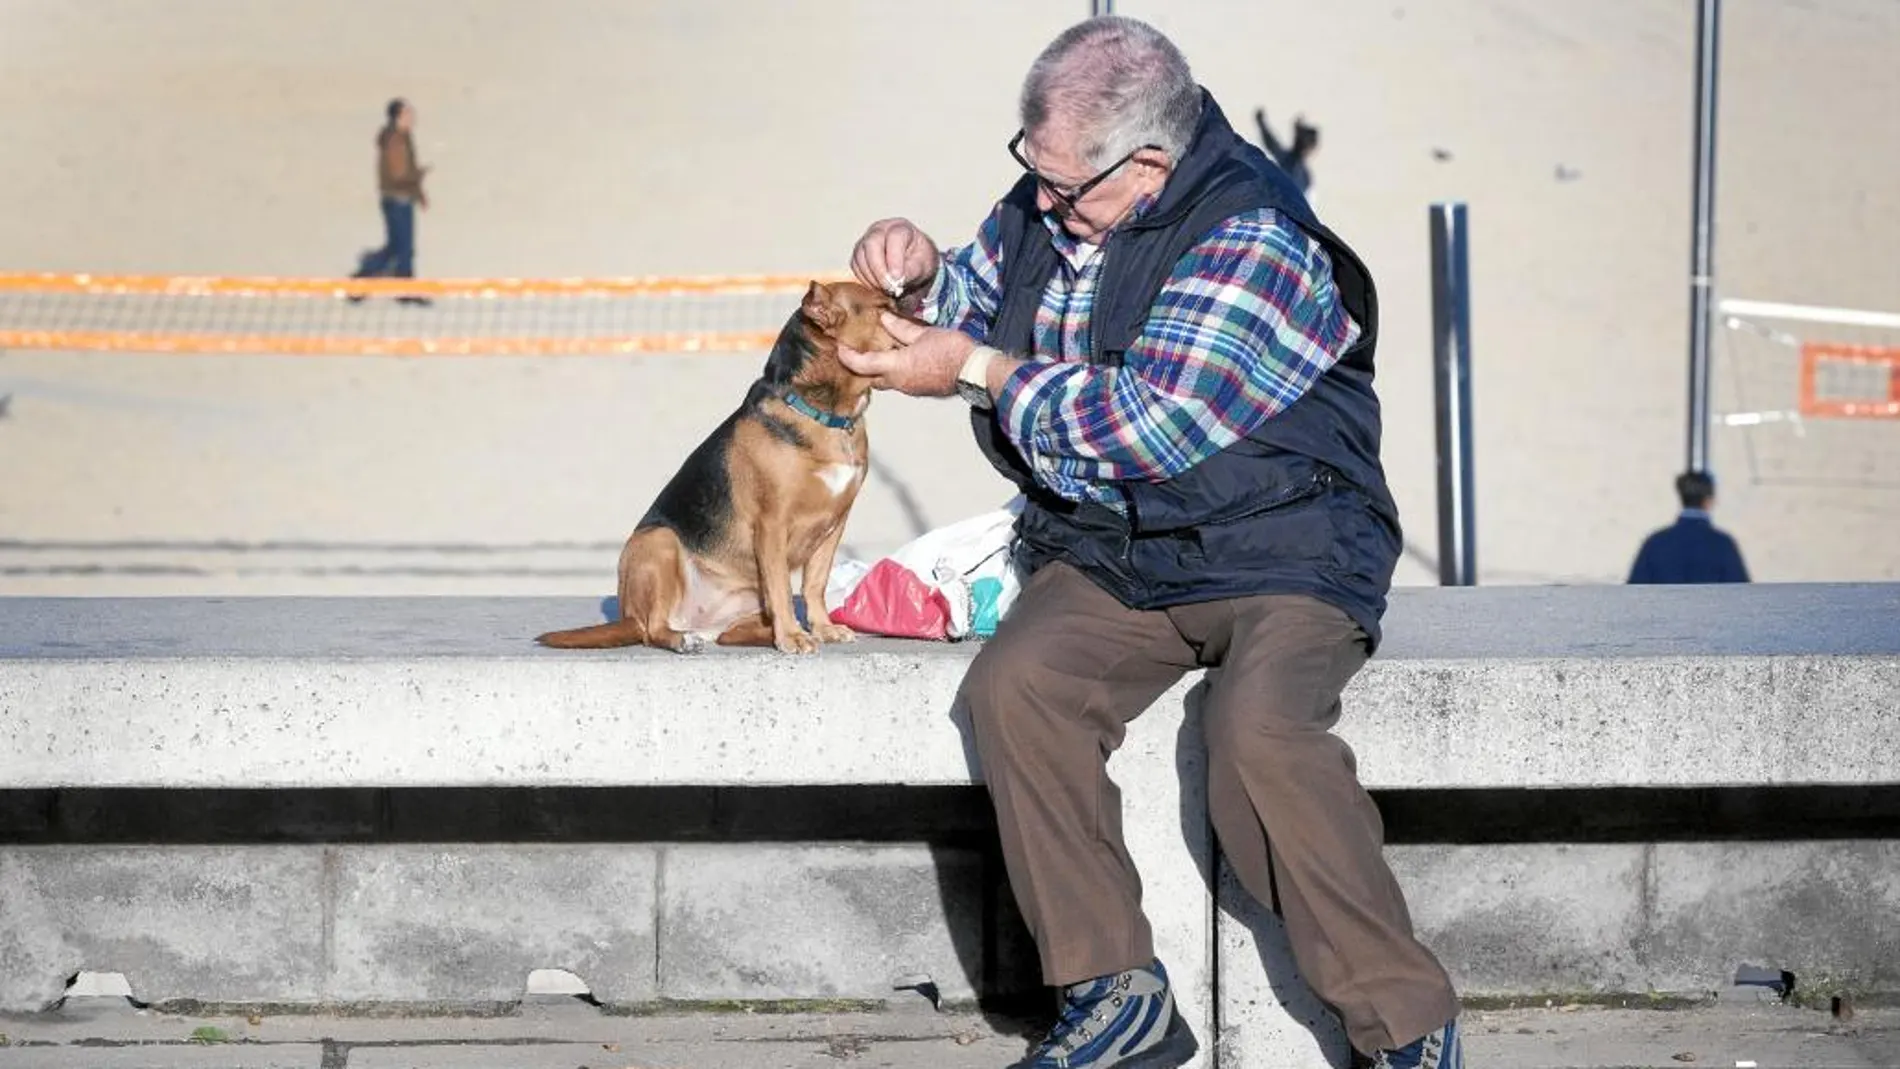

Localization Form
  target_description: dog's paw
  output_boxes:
[813,622,856,644]
[775,630,821,655]
[674,633,708,655]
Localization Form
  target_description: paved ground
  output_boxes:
[1,998,1896,1069]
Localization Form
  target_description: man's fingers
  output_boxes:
[853,222,897,289]
[879,312,928,346]
[835,343,892,379]
[851,219,932,295]
[905,235,936,283]
[881,228,914,288]
[851,245,879,289]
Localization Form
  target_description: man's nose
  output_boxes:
[1034,186,1058,214]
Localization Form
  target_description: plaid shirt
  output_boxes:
[923,197,1362,507]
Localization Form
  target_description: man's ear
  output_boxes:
[801,281,841,332]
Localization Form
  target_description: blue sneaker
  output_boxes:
[1009,959,1198,1068]
[1357,1017,1464,1068]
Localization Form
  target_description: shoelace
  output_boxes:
[1039,972,1136,1057]
[1363,1027,1450,1069]
[1038,995,1098,1056]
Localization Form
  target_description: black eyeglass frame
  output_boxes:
[1008,129,1164,213]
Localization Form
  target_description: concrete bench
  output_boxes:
[3,585,1898,1067]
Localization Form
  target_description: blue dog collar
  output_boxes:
[780,389,857,430]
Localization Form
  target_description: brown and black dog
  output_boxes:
[536,280,903,654]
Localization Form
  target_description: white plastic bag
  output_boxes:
[824,497,1026,640]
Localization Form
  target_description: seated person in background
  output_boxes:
[1627,470,1751,584]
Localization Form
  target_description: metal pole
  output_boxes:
[1430,203,1477,587]
[1686,0,1722,474]
[1091,0,1113,16]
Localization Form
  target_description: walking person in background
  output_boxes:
[349,98,430,304]
[1253,106,1319,194]
[1627,470,1751,584]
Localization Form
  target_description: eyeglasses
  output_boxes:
[1008,129,1162,214]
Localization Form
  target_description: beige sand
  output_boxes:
[1,0,1896,596]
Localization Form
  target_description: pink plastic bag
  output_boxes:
[832,558,954,640]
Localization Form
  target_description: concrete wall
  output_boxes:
[0,842,1023,1013]
[1394,842,1900,998]
[6,839,1897,1014]
[6,586,1898,1016]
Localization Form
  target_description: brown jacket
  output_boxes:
[377,126,427,204]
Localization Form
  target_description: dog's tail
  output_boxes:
[535,618,646,649]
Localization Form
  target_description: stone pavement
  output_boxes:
[1,997,1896,1069]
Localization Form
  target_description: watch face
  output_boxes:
[958,380,993,409]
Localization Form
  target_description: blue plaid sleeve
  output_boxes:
[994,209,1361,497]
[920,203,1006,341]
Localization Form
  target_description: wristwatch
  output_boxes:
[957,346,998,410]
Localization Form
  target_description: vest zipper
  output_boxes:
[1238,467,1335,521]
[1120,498,1136,566]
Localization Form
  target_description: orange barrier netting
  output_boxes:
[0,272,853,356]
[1800,343,1900,419]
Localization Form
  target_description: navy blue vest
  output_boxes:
[972,90,1403,648]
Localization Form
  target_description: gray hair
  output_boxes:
[1020,16,1202,171]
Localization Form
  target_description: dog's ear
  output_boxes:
[800,281,842,332]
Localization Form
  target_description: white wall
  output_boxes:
[2,0,1896,593]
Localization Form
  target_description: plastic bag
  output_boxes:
[831,497,1026,641]
[831,557,955,640]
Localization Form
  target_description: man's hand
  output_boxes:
[837,312,974,398]
[850,219,941,297]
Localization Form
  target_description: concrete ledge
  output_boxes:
[7,655,1895,789]
[5,585,1899,1068]
[4,585,1899,791]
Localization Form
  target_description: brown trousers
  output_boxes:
[960,562,1458,1054]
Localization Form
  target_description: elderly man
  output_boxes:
[839,16,1463,1069]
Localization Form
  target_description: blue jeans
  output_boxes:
[355,196,416,278]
